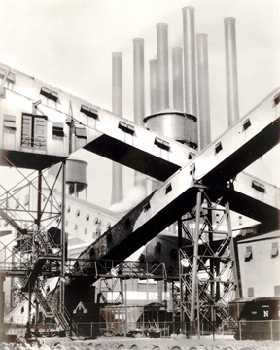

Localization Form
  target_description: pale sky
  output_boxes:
[0,0,279,208]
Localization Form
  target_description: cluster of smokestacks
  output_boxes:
[111,7,239,206]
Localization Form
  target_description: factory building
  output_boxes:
[0,3,279,342]
[235,229,280,299]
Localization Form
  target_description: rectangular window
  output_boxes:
[271,242,278,258]
[3,115,17,149]
[21,114,47,150]
[252,180,265,193]
[3,115,16,130]
[75,125,87,138]
[244,246,253,262]
[118,121,135,135]
[248,287,254,297]
[52,122,64,139]
[155,137,170,151]
[40,87,58,102]
[84,228,87,236]
[274,285,280,297]
[81,105,98,119]
[215,141,223,154]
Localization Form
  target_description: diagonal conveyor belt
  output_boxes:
[67,88,280,296]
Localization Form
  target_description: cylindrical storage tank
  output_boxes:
[157,23,169,111]
[65,158,87,194]
[111,52,123,205]
[224,17,240,126]
[182,6,198,149]
[150,59,158,114]
[144,108,186,143]
[196,34,211,150]
[172,47,184,112]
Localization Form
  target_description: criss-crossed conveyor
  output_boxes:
[65,88,280,305]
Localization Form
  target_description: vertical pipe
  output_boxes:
[224,17,240,126]
[172,47,184,112]
[111,52,123,205]
[183,6,198,148]
[197,34,211,150]
[150,59,158,114]
[157,23,169,111]
[190,191,202,327]
[133,38,146,192]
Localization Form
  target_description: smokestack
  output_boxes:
[150,59,158,114]
[172,47,184,112]
[182,6,198,149]
[133,38,145,125]
[157,23,169,111]
[197,34,211,150]
[111,52,123,205]
[224,17,240,126]
[133,38,147,192]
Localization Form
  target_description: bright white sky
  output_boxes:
[0,0,279,208]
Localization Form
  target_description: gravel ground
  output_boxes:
[1,336,279,350]
[36,336,280,350]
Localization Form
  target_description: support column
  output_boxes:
[0,273,5,340]
[190,190,202,337]
[225,202,240,298]
[60,160,66,309]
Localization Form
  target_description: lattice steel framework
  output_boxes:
[179,188,239,336]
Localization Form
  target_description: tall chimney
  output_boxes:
[197,34,211,150]
[111,52,123,205]
[133,38,147,192]
[172,47,184,112]
[157,23,169,111]
[133,38,145,125]
[224,17,239,126]
[182,6,198,149]
[150,59,158,114]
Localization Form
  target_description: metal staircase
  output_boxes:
[34,285,77,337]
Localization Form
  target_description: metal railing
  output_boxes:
[70,320,280,341]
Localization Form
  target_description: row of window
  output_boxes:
[3,113,172,154]
[66,206,111,228]
[244,243,279,261]
[71,224,101,238]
